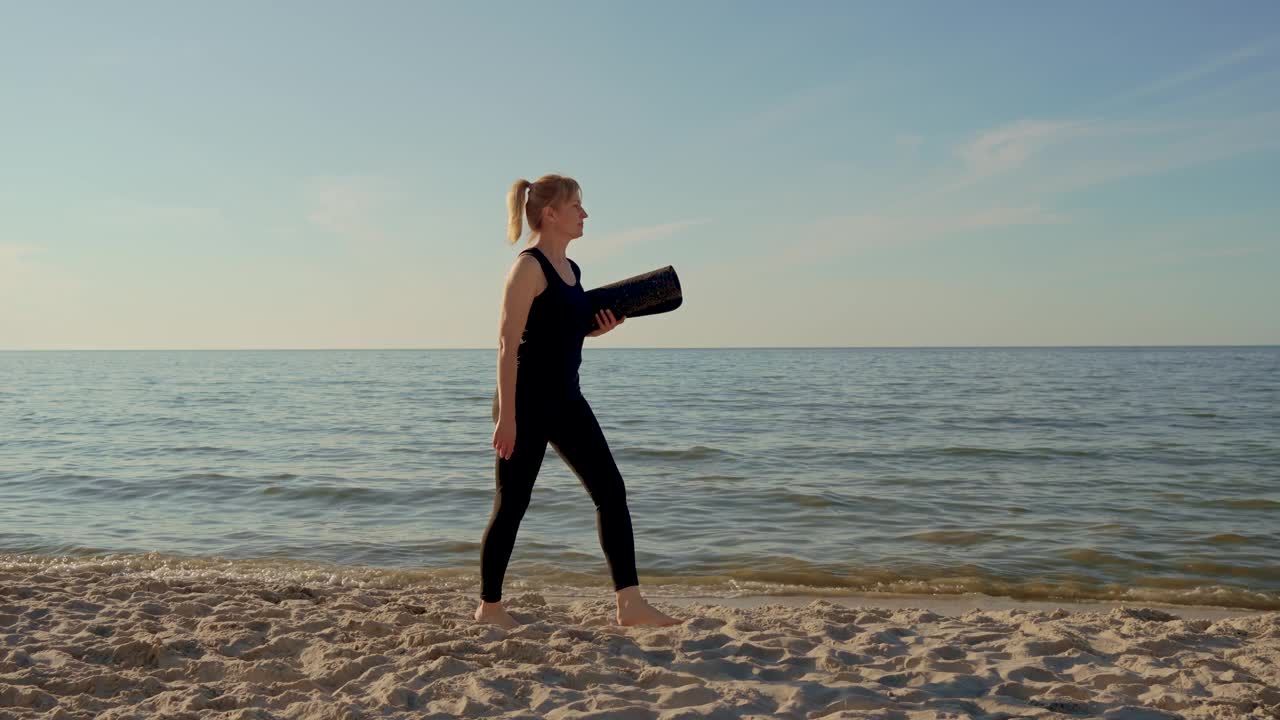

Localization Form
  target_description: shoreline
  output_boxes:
[594,592,1265,620]
[7,551,1276,616]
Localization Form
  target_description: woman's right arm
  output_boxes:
[493,255,543,459]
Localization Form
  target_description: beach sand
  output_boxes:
[2,564,1278,719]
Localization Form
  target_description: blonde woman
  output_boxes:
[476,174,682,629]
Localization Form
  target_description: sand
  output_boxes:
[2,564,1278,719]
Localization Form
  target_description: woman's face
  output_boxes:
[545,193,588,239]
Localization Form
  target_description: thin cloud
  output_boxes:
[952,120,1084,185]
[945,36,1280,196]
[0,243,83,344]
[1154,246,1267,263]
[815,205,1065,243]
[1098,244,1271,276]
[1141,65,1280,118]
[770,204,1067,267]
[578,218,710,260]
[97,202,225,231]
[896,133,925,152]
[792,48,1280,272]
[940,107,1279,201]
[1017,109,1280,197]
[0,243,40,279]
[0,242,36,260]
[715,81,853,148]
[304,175,397,243]
[300,174,417,249]
[1107,37,1277,108]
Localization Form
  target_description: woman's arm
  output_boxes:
[586,309,624,337]
[495,255,543,422]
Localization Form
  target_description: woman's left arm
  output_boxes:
[586,309,624,337]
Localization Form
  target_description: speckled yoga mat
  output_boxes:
[584,265,682,331]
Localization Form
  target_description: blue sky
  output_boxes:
[2,1,1277,349]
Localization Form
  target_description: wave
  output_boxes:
[1061,548,1158,570]
[618,446,733,461]
[169,445,252,456]
[903,530,1019,546]
[174,472,244,482]
[99,416,203,429]
[754,490,846,509]
[688,474,747,483]
[962,416,1110,429]
[15,473,100,484]
[1199,498,1280,510]
[832,446,1104,462]
[259,485,403,504]
[117,445,252,458]
[940,446,1102,459]
[1205,533,1253,545]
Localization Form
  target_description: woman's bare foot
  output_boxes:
[616,586,684,627]
[474,600,520,629]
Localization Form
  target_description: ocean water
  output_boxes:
[2,347,1278,609]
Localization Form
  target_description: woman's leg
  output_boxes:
[549,393,681,626]
[547,393,639,593]
[479,397,548,604]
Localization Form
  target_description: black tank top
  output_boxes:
[515,247,592,398]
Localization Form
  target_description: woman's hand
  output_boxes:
[586,309,624,337]
[493,415,516,460]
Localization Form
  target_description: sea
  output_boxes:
[2,347,1277,610]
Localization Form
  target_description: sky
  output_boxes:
[2,1,1278,349]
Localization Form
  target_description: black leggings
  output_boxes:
[480,390,639,602]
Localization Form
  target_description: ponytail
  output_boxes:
[506,179,532,244]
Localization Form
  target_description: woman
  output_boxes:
[475,174,682,629]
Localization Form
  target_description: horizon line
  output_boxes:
[2,344,1278,352]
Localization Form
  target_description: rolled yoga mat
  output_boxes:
[584,265,683,332]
